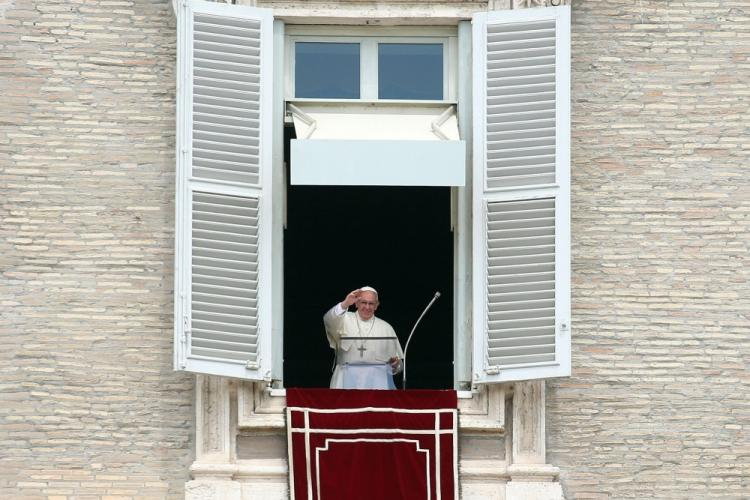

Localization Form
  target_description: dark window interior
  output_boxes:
[283,130,454,389]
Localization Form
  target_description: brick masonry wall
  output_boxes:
[547,0,750,498]
[2,0,749,499]
[0,0,193,498]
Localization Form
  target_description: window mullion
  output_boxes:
[361,38,378,100]
[447,36,457,101]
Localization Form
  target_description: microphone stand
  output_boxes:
[402,291,441,390]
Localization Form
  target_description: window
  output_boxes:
[378,43,443,100]
[285,29,463,188]
[294,42,360,99]
[174,1,572,387]
[286,29,456,102]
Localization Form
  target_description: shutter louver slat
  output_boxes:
[489,280,554,293]
[488,56,555,72]
[193,319,256,336]
[489,101,555,115]
[195,30,259,48]
[192,13,262,186]
[487,21,555,36]
[191,192,261,366]
[195,16,261,35]
[487,74,555,87]
[195,121,258,136]
[194,93,260,111]
[487,82,554,97]
[488,144,555,159]
[489,91,555,108]
[193,58,260,75]
[193,292,256,308]
[193,338,257,353]
[194,275,257,290]
[485,18,558,191]
[488,117,554,132]
[191,346,257,361]
[195,68,259,85]
[195,109,259,126]
[193,84,260,101]
[192,329,256,343]
[489,64,555,79]
[485,198,556,369]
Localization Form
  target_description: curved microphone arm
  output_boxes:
[402,291,441,390]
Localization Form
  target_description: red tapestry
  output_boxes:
[286,389,458,500]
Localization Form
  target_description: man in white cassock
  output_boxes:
[323,286,403,389]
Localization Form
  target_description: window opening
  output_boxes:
[288,31,454,102]
[282,142,454,389]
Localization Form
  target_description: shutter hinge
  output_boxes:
[246,360,259,370]
[485,367,500,375]
[180,315,190,369]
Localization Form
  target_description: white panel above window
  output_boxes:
[288,101,464,186]
[472,6,571,384]
[291,139,465,186]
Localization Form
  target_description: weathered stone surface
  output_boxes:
[2,0,748,498]
[0,0,193,497]
[547,0,750,498]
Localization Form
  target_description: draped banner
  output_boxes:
[287,389,458,500]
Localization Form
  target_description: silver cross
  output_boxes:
[357,344,367,358]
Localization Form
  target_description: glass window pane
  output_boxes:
[378,43,443,100]
[295,42,360,99]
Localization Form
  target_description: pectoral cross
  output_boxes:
[357,344,367,358]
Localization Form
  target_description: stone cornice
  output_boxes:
[235,0,569,25]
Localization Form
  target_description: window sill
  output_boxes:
[238,383,505,434]
[286,97,457,106]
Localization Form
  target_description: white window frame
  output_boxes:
[284,26,458,103]
[278,25,464,388]
[174,4,571,388]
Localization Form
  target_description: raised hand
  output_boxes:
[341,289,361,309]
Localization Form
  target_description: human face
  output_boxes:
[356,291,379,320]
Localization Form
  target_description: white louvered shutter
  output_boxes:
[175,0,273,380]
[472,6,571,383]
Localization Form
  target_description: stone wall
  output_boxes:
[2,0,748,499]
[548,0,750,498]
[0,0,193,498]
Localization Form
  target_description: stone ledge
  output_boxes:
[460,458,510,481]
[191,459,288,481]
[252,1,489,25]
[237,383,508,433]
[506,480,564,500]
[507,463,560,482]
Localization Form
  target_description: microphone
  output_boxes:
[402,291,441,390]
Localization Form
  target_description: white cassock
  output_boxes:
[323,303,404,389]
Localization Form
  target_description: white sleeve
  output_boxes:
[323,304,347,349]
